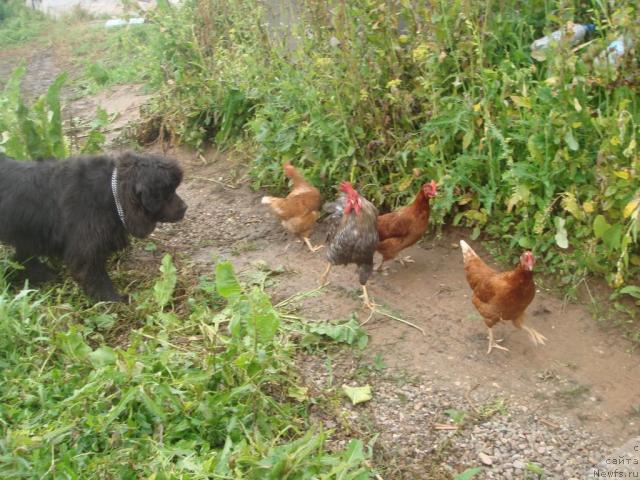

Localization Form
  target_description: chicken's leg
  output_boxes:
[487,328,509,354]
[522,325,547,346]
[319,263,332,286]
[361,285,380,311]
[303,237,324,253]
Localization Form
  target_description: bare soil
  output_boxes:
[154,149,640,441]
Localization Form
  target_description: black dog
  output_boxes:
[0,151,187,301]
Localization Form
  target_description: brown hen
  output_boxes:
[460,240,547,354]
[376,180,437,270]
[261,163,322,252]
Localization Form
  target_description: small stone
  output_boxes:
[513,460,524,469]
[479,452,493,466]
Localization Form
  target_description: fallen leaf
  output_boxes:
[341,384,372,405]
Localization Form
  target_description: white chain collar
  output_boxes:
[111,167,126,228]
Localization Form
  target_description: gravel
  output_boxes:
[298,351,611,479]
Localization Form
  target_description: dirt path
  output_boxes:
[2,33,639,479]
[156,151,640,438]
[144,151,640,477]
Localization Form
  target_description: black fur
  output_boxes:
[0,151,186,302]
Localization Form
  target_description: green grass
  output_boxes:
[0,1,50,48]
[0,257,375,478]
[71,23,154,96]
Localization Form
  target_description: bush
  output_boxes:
[142,0,639,294]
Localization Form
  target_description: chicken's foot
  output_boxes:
[319,263,332,286]
[361,285,380,311]
[303,237,324,252]
[375,259,388,272]
[522,325,547,346]
[487,328,509,354]
[396,255,415,267]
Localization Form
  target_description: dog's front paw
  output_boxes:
[91,289,128,304]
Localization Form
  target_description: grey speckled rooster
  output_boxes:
[320,181,379,310]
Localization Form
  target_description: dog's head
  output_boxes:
[118,152,187,238]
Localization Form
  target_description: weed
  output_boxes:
[0,259,374,477]
[0,0,49,47]
[0,66,106,159]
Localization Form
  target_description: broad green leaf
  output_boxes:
[454,468,483,480]
[55,328,92,361]
[342,384,372,405]
[554,216,568,249]
[518,237,533,248]
[340,439,366,465]
[564,129,579,151]
[153,254,177,309]
[104,388,138,426]
[308,316,368,348]
[247,288,280,343]
[44,72,68,158]
[138,387,167,421]
[88,346,117,368]
[216,261,242,299]
[602,224,622,250]
[593,215,610,239]
[287,386,309,402]
[214,437,234,475]
[619,286,640,299]
[462,130,474,150]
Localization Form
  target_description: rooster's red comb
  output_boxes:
[340,181,355,193]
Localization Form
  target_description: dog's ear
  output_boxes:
[136,182,160,213]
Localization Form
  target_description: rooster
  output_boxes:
[320,182,379,310]
[376,180,437,271]
[261,163,322,252]
[460,240,547,354]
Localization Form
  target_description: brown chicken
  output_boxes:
[460,240,547,354]
[261,163,322,252]
[376,180,437,271]
[320,181,379,311]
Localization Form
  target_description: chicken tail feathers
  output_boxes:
[459,240,478,263]
[262,196,285,215]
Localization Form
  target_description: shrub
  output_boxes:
[143,0,639,293]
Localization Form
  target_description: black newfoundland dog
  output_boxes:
[0,151,187,302]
